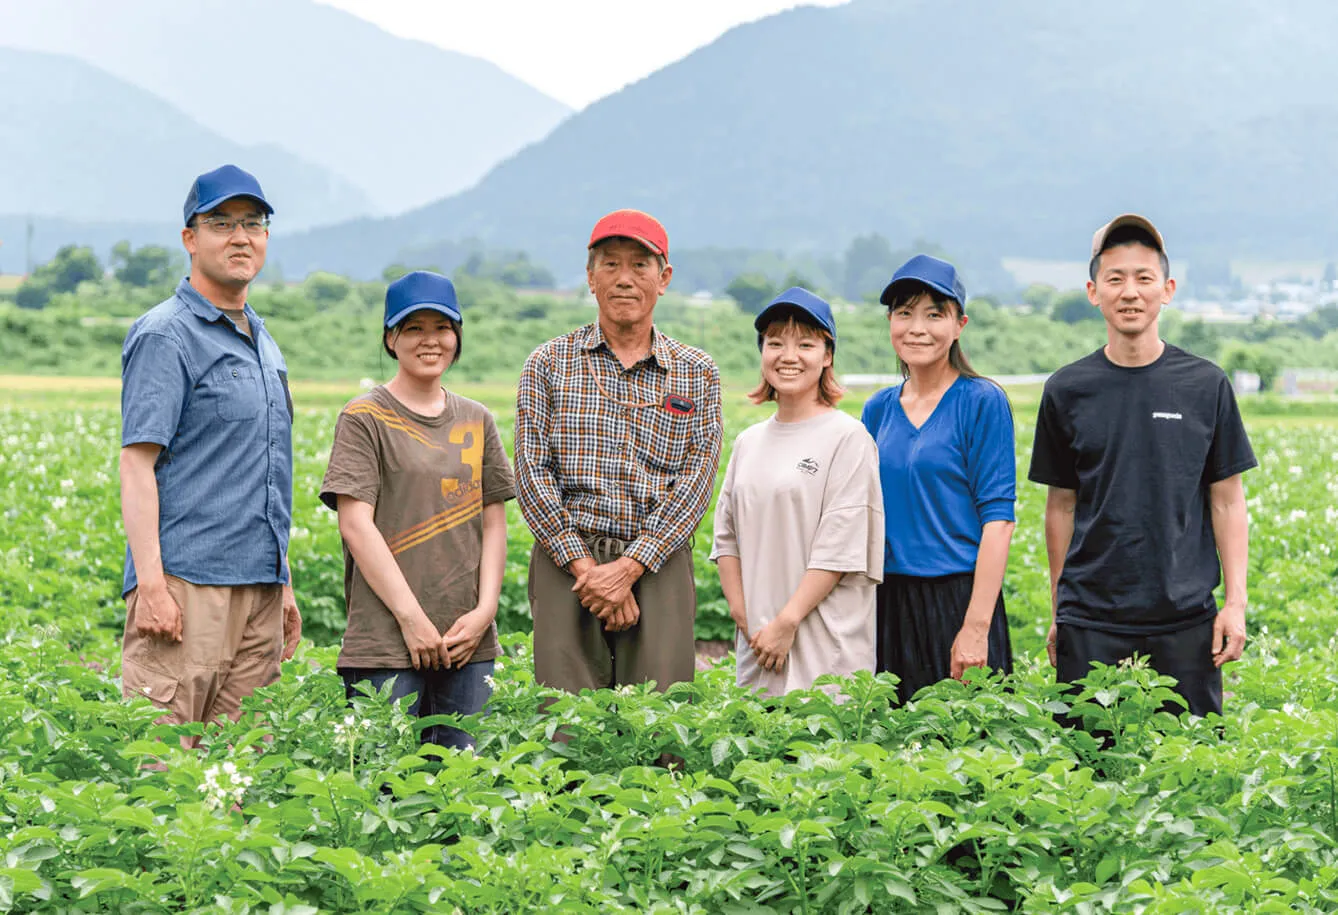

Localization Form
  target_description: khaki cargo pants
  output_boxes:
[530,537,696,694]
[121,575,283,726]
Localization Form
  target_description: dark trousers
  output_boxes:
[876,573,1013,705]
[529,539,696,694]
[1055,618,1222,717]
[340,660,495,749]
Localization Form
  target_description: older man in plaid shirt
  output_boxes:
[515,209,723,694]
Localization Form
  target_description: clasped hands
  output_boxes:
[569,555,644,632]
[399,605,492,670]
[732,603,799,674]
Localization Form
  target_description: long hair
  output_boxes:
[748,315,845,406]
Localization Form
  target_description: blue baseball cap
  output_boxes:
[880,254,967,313]
[183,165,274,226]
[754,286,837,351]
[384,271,463,328]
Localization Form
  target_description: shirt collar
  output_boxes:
[580,322,673,370]
[176,277,261,326]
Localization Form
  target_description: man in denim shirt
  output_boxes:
[120,164,302,734]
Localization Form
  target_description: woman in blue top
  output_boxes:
[861,255,1016,704]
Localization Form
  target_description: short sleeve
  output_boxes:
[964,384,1017,524]
[1027,381,1078,489]
[860,388,887,439]
[1206,373,1258,482]
[708,438,743,562]
[121,331,191,448]
[319,409,382,511]
[481,410,517,505]
[808,427,884,582]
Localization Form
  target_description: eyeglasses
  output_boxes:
[195,216,270,237]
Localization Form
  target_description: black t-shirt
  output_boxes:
[1028,344,1257,633]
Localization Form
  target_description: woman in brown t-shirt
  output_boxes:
[320,271,515,749]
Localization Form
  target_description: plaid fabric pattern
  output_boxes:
[515,322,723,572]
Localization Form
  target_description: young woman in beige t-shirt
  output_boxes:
[711,287,883,697]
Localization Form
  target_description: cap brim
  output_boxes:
[190,192,274,220]
[754,301,811,331]
[879,276,961,306]
[1092,214,1164,256]
[587,233,664,256]
[385,302,463,328]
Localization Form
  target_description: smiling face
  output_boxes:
[1087,241,1175,340]
[759,318,833,405]
[887,289,967,371]
[587,238,672,335]
[385,309,459,382]
[181,197,268,293]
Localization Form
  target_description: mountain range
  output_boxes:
[274,0,1338,283]
[0,47,373,233]
[0,0,571,216]
[6,0,1338,287]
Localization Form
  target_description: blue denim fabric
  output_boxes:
[121,278,294,595]
[340,661,495,750]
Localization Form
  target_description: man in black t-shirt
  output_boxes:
[1028,214,1256,717]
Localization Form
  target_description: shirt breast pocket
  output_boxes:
[643,412,693,473]
[211,366,262,422]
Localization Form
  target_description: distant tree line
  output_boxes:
[4,240,1337,387]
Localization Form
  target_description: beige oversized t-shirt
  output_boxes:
[320,386,515,668]
[710,409,883,697]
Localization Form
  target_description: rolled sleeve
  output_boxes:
[965,383,1017,522]
[121,331,191,448]
[977,498,1016,525]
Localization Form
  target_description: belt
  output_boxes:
[584,534,628,563]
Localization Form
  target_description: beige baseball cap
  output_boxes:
[1090,213,1166,258]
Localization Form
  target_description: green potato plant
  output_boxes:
[2,392,1338,912]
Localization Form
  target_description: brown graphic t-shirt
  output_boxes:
[319,386,515,668]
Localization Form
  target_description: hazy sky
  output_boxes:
[317,0,848,109]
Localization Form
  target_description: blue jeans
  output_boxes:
[340,660,494,749]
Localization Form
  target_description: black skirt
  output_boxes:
[875,572,1013,704]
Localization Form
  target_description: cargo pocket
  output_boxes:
[121,661,180,709]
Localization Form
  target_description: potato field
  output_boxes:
[1,380,1337,913]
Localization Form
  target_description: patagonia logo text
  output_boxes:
[1152,412,1183,421]
[797,458,820,475]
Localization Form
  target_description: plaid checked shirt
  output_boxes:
[515,322,723,572]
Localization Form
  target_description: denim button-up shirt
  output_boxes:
[120,278,294,595]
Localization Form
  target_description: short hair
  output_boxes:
[383,314,462,365]
[1089,225,1170,281]
[186,199,267,230]
[748,316,844,407]
[586,238,667,274]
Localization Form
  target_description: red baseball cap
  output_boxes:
[588,209,668,258]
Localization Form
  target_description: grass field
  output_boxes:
[2,377,1338,911]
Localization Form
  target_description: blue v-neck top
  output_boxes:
[860,376,1016,577]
